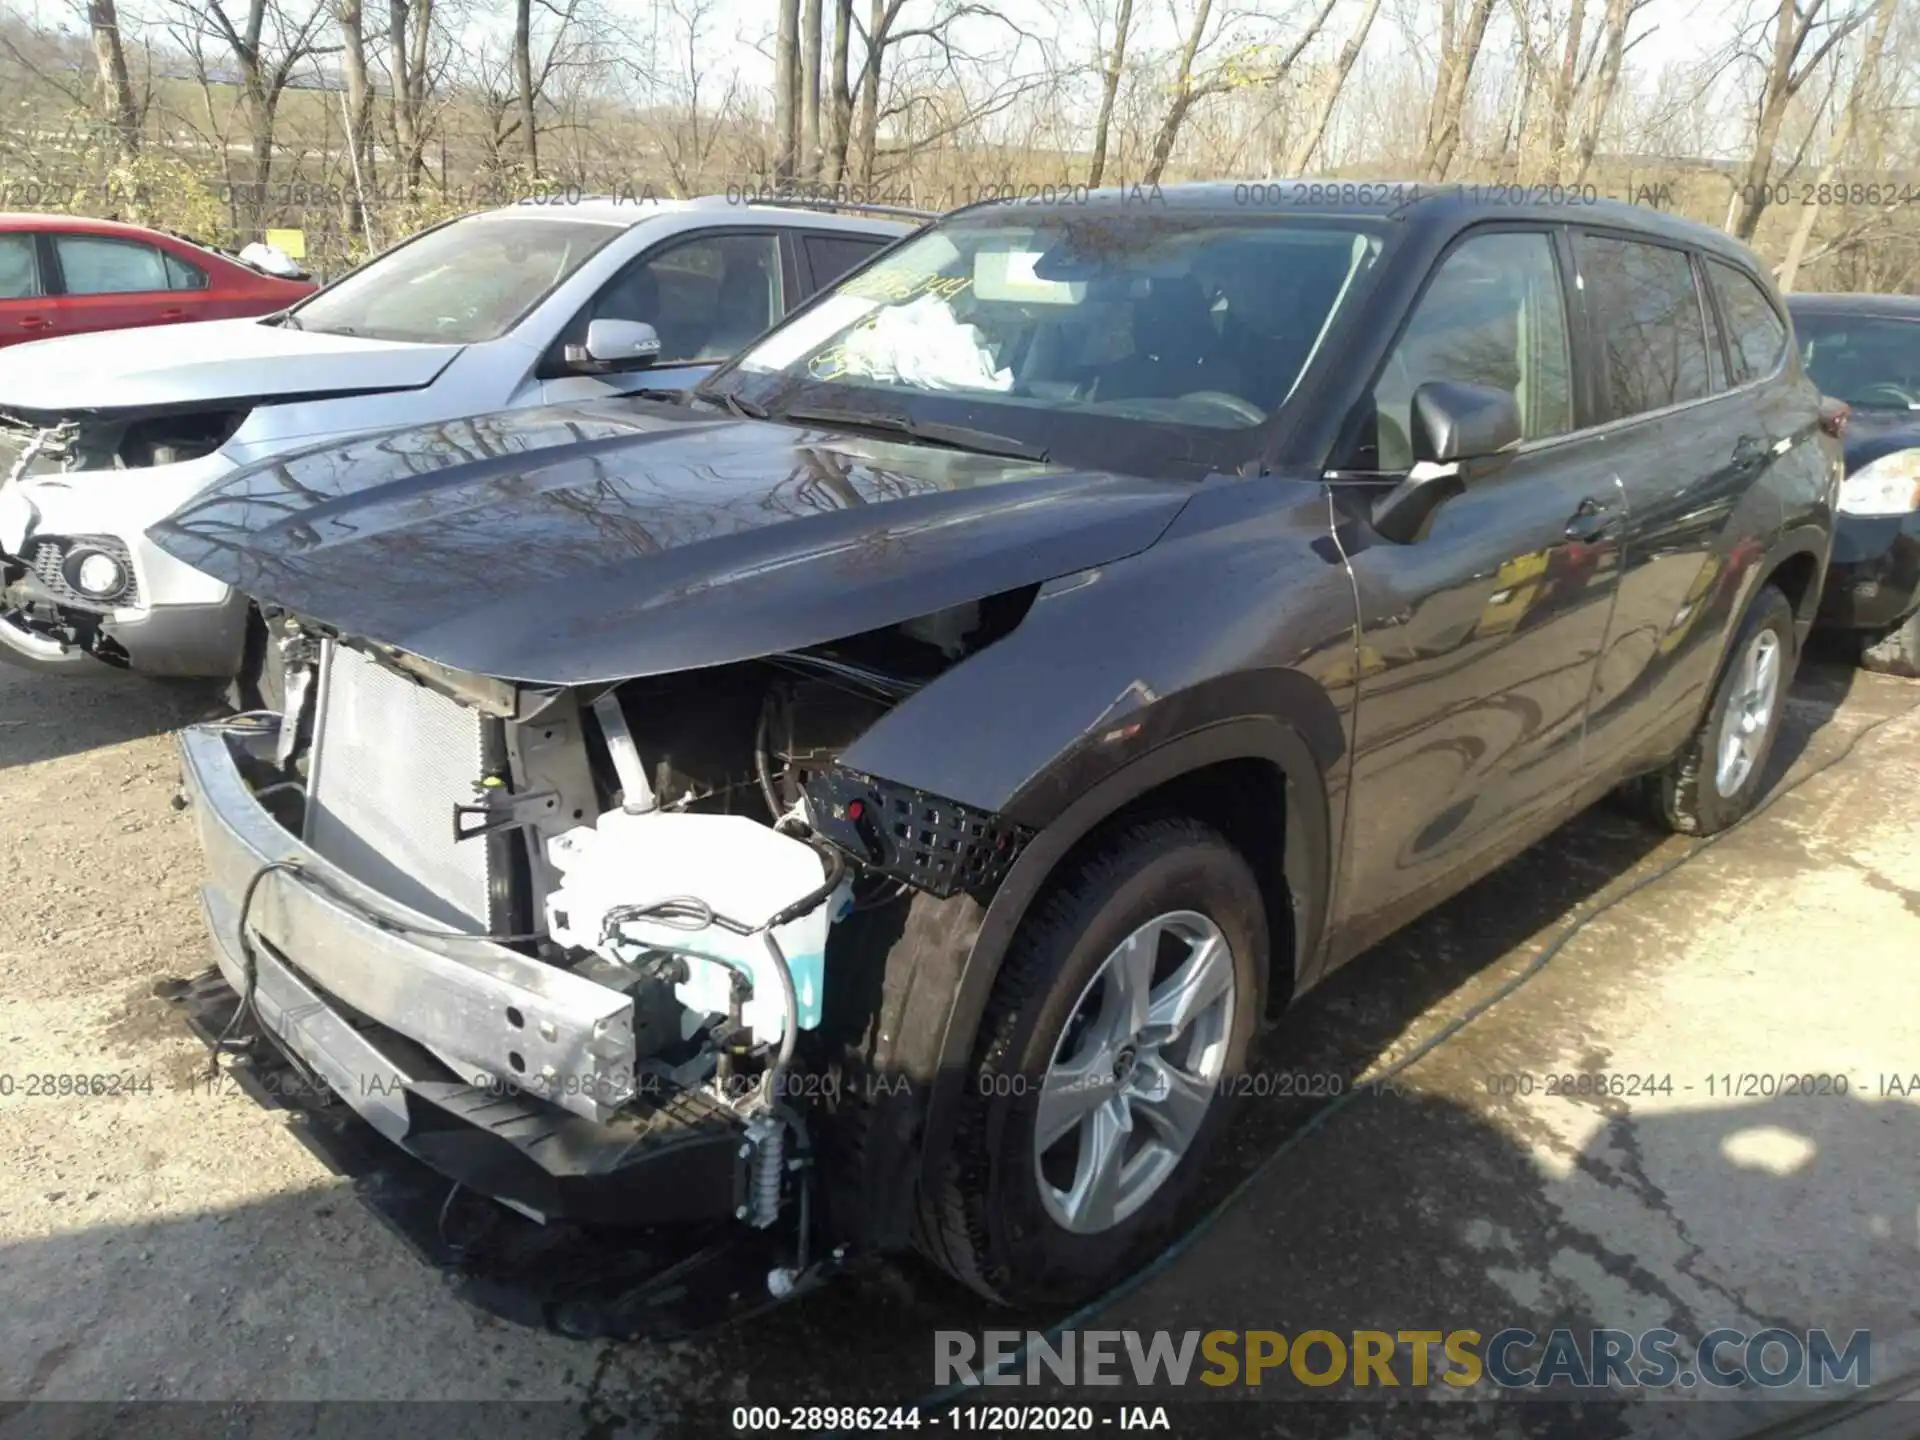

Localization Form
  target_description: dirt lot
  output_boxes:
[1,648,1916,1438]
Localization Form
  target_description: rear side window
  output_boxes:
[803,233,886,291]
[0,234,40,299]
[1706,259,1787,384]
[164,252,210,291]
[1576,234,1712,417]
[55,235,170,295]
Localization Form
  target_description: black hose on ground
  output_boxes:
[867,690,1920,1432]
[203,857,307,1078]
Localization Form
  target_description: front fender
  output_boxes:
[822,475,1361,1239]
[913,712,1338,1192]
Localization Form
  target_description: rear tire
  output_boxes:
[1860,608,1920,679]
[1639,584,1797,836]
[915,816,1264,1306]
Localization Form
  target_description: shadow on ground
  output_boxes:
[2,1080,1911,1436]
[1,659,1914,1440]
[0,669,224,772]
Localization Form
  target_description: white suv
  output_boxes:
[0,197,910,685]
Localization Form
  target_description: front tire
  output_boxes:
[916,817,1265,1306]
[1640,584,1797,835]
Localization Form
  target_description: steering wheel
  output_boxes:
[1176,390,1267,424]
[1859,381,1920,408]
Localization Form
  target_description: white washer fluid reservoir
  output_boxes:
[544,810,852,1041]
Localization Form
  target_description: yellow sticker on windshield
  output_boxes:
[842,269,972,304]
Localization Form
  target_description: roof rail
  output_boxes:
[739,195,940,222]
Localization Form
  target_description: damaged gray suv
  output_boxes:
[156,185,1838,1318]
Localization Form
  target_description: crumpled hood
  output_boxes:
[148,398,1195,685]
[0,318,461,416]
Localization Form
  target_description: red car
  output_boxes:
[0,213,315,348]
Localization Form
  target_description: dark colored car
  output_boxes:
[155,184,1838,1318]
[0,213,315,348]
[1787,292,1920,675]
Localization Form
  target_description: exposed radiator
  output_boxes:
[304,641,498,933]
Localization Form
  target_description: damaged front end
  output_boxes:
[1,404,252,673]
[177,596,1036,1307]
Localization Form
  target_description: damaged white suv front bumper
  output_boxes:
[0,443,249,677]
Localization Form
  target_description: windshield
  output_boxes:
[708,210,1384,472]
[1794,311,1920,410]
[289,214,625,344]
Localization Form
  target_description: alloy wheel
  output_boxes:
[1715,628,1782,797]
[1033,910,1236,1234]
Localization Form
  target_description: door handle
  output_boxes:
[1564,495,1618,542]
[159,308,186,321]
[1731,435,1770,470]
[18,316,51,332]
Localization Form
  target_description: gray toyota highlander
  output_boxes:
[156,183,1839,1329]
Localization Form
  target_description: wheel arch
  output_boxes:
[913,713,1334,1200]
[1757,532,1828,642]
[1696,524,1829,702]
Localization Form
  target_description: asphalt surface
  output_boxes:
[0,645,1916,1439]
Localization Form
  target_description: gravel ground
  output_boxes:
[1,649,1915,1440]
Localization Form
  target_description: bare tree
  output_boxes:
[1492,16,1537,173]
[851,0,901,184]
[774,0,799,181]
[336,0,374,228]
[1420,0,1499,180]
[87,0,142,167]
[1287,0,1383,173]
[848,0,1001,186]
[1142,0,1342,184]
[799,0,823,179]
[1087,0,1133,186]
[469,0,592,181]
[1541,0,1585,169]
[1142,0,1217,184]
[388,0,438,193]
[1561,0,1652,184]
[165,0,335,228]
[1778,0,1896,288]
[823,0,855,182]
[514,0,537,169]
[1726,0,1871,241]
[650,0,742,194]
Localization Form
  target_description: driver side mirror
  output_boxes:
[1370,380,1523,545]
[566,319,661,373]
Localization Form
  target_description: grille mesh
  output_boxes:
[304,642,496,932]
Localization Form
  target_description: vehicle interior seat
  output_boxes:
[705,247,778,358]
[1088,275,1249,405]
[592,266,663,343]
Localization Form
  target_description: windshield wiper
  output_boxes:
[778,404,1049,462]
[691,390,768,420]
